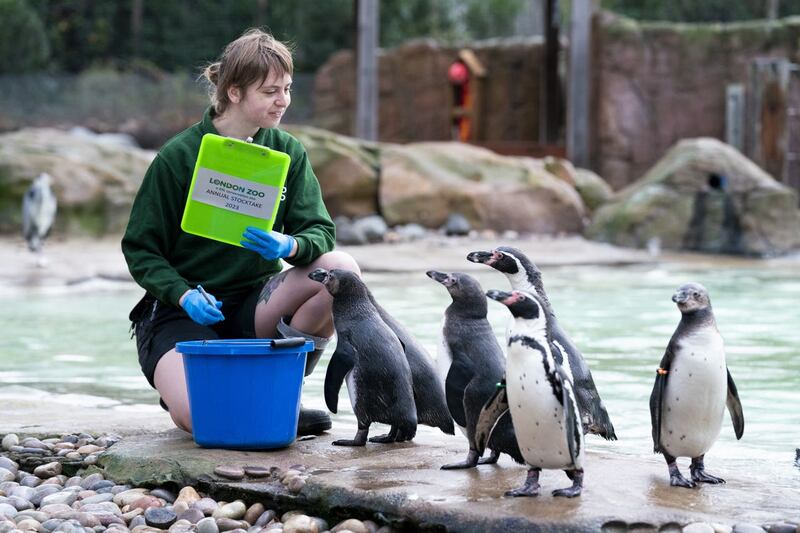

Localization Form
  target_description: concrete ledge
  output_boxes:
[96,428,800,532]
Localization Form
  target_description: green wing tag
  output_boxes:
[181,133,291,247]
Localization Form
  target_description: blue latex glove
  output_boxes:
[241,227,296,260]
[180,289,224,326]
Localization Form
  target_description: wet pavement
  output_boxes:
[93,426,800,532]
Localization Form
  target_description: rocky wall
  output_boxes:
[313,38,545,143]
[592,13,800,189]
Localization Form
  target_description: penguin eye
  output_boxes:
[692,291,700,299]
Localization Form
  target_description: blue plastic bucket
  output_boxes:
[176,338,313,449]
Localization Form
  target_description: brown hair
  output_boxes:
[202,29,294,114]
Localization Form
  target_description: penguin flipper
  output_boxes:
[324,338,357,414]
[557,367,581,465]
[445,358,471,428]
[650,344,674,453]
[725,367,744,440]
[553,328,617,441]
[474,379,509,457]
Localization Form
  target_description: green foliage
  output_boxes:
[601,0,800,22]
[0,0,50,73]
[19,0,533,74]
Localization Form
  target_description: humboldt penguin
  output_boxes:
[650,282,744,487]
[309,268,417,446]
[486,288,585,497]
[368,296,455,436]
[426,270,524,469]
[467,246,616,440]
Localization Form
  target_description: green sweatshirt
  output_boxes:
[122,107,335,306]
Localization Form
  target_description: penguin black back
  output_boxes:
[309,268,418,446]
[427,270,523,468]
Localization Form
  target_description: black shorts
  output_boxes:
[129,271,289,388]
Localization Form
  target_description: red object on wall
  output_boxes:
[448,61,469,85]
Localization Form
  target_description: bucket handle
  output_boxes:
[271,337,307,348]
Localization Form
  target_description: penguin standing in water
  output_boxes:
[486,289,585,497]
[650,282,744,487]
[426,270,524,469]
[309,269,417,446]
[468,246,616,440]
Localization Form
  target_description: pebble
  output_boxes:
[174,488,199,508]
[286,478,305,494]
[80,495,114,506]
[147,490,174,504]
[112,491,147,508]
[282,515,317,533]
[192,498,217,516]
[0,504,17,518]
[80,476,104,491]
[242,467,270,479]
[213,467,245,481]
[0,471,14,484]
[75,446,102,456]
[1,437,19,452]
[254,511,276,528]
[216,519,247,532]
[243,504,264,526]
[733,526,767,533]
[684,524,715,533]
[143,508,176,529]
[176,509,203,524]
[33,463,61,480]
[766,525,796,533]
[40,493,77,508]
[0,460,16,474]
[213,501,246,520]
[128,497,161,512]
[196,517,218,533]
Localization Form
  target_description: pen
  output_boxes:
[196,285,215,306]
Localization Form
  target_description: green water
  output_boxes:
[1,264,798,464]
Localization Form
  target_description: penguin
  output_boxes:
[649,282,744,488]
[426,270,524,469]
[308,268,417,446]
[467,246,616,440]
[368,296,455,436]
[486,288,585,497]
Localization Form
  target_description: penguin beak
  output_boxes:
[308,268,329,284]
[672,290,689,304]
[486,289,514,305]
[466,250,493,264]
[426,270,454,287]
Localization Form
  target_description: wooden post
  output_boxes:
[355,0,379,140]
[567,0,592,167]
[540,0,560,144]
[131,0,143,58]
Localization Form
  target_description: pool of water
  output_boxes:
[1,264,798,464]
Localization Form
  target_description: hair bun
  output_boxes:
[204,62,220,85]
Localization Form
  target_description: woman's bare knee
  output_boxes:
[154,349,193,433]
[311,251,360,275]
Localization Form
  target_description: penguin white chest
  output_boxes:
[661,328,727,458]
[506,345,583,470]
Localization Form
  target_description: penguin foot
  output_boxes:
[441,449,479,470]
[368,434,396,443]
[552,469,583,498]
[333,429,369,447]
[552,485,582,498]
[690,468,725,484]
[504,467,541,497]
[669,472,696,488]
[505,485,540,497]
[369,426,399,443]
[477,449,500,465]
[332,439,367,446]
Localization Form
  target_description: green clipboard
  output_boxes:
[181,133,291,247]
